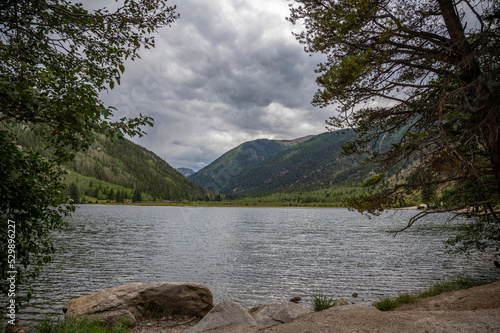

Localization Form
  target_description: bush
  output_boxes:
[312,294,334,311]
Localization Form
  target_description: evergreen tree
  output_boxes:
[289,0,500,252]
[69,182,80,204]
[115,190,122,203]
[132,190,142,203]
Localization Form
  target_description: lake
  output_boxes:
[18,205,498,324]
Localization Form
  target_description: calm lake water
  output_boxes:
[16,205,499,325]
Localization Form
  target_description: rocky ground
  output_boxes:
[133,281,500,333]
[133,315,201,333]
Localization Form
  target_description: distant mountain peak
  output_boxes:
[177,167,195,177]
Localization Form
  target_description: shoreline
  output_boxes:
[16,277,499,332]
[77,202,429,209]
[135,280,500,332]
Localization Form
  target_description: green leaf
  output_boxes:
[361,173,385,187]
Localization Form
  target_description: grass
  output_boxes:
[374,276,498,311]
[27,301,177,333]
[32,317,132,333]
[312,295,335,311]
[143,300,180,319]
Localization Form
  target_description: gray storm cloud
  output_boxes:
[98,0,329,170]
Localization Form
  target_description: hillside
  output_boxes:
[13,127,210,203]
[189,130,382,195]
[189,135,314,192]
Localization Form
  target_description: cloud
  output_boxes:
[99,0,329,170]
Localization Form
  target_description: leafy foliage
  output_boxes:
[0,0,178,159]
[0,0,179,302]
[289,0,500,252]
[0,130,73,303]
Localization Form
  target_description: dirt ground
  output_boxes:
[133,281,500,333]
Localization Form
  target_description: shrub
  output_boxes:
[312,294,334,311]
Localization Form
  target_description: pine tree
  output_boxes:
[132,190,142,203]
[69,182,80,204]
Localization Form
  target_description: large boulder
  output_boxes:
[251,302,312,327]
[63,282,213,325]
[186,300,257,333]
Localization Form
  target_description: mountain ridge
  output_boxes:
[13,127,211,202]
[189,130,375,194]
[188,134,317,192]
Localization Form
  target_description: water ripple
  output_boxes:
[16,205,499,327]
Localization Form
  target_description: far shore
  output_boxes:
[76,201,431,210]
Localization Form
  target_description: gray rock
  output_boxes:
[252,302,312,327]
[187,300,257,333]
[326,303,377,312]
[63,282,213,325]
[333,298,350,307]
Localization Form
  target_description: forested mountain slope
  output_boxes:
[190,130,390,194]
[189,135,313,192]
[14,127,210,202]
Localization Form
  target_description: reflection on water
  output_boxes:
[16,205,499,325]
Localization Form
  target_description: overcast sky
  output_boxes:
[98,0,330,171]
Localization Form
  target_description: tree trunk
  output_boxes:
[438,0,500,196]
[488,113,500,197]
[438,0,481,81]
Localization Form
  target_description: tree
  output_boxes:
[289,0,500,252]
[132,189,142,203]
[109,188,116,201]
[115,189,122,203]
[0,0,179,302]
[69,182,80,204]
[0,134,71,304]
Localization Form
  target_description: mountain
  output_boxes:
[13,127,210,202]
[177,167,196,177]
[189,130,391,195]
[188,135,314,192]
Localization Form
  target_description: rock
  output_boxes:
[352,293,358,298]
[186,300,257,333]
[252,302,312,327]
[289,296,301,303]
[333,298,350,307]
[5,319,26,333]
[326,303,376,312]
[63,282,213,325]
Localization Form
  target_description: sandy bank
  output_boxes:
[133,280,500,333]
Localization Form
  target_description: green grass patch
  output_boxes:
[32,317,132,333]
[374,276,498,311]
[312,294,335,311]
[143,301,180,319]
